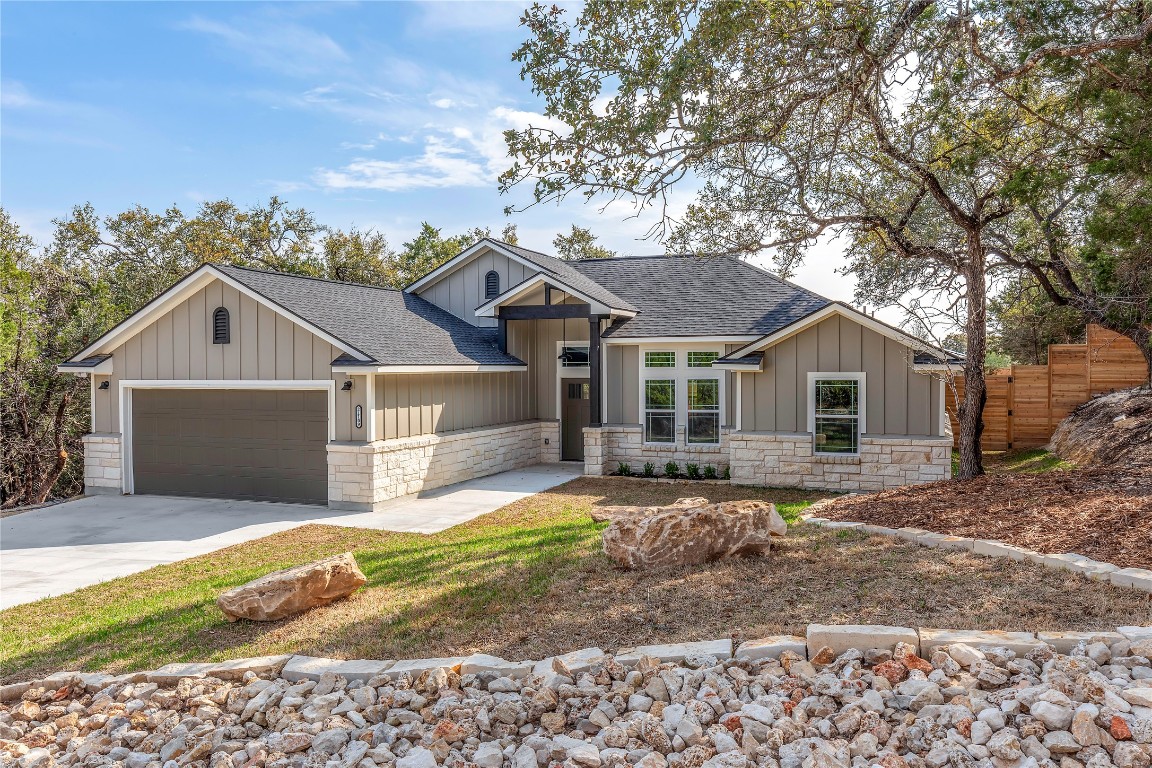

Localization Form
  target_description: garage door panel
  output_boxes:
[133,389,327,505]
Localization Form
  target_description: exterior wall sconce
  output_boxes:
[98,380,110,390]
[341,380,353,391]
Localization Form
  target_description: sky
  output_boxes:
[1,0,873,315]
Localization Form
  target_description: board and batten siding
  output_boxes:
[739,314,942,437]
[90,279,365,440]
[415,246,536,328]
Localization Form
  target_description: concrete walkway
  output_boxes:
[0,463,583,609]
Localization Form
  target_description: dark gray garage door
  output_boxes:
[132,389,328,505]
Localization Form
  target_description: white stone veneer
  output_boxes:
[328,420,559,511]
[584,424,729,477]
[729,431,952,491]
[82,433,122,495]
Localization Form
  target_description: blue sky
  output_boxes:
[1,0,862,306]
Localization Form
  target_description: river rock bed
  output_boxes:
[3,640,1152,768]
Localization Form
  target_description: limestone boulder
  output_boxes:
[217,552,367,622]
[599,498,786,568]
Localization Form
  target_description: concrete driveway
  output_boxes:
[0,463,583,609]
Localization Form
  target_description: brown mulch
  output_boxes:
[818,468,1152,570]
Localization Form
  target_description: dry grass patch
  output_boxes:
[3,476,1149,684]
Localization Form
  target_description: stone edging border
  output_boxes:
[5,623,1149,704]
[799,498,1152,593]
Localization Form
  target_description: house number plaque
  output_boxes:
[355,405,363,429]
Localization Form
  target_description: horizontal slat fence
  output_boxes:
[947,325,1147,450]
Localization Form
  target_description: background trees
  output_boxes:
[501,0,1152,478]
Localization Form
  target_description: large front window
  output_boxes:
[644,379,676,443]
[641,349,723,445]
[811,375,863,454]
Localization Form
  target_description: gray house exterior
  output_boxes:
[60,239,955,508]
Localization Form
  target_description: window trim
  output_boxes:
[686,377,721,444]
[643,379,677,444]
[639,345,725,446]
[806,372,867,455]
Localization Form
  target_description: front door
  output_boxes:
[561,378,591,461]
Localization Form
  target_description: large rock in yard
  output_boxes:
[598,497,786,568]
[217,552,367,622]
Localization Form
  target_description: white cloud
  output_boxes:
[406,1,532,34]
[180,15,350,77]
[315,136,490,191]
[432,97,455,109]
[1,80,40,109]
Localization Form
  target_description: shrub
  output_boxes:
[643,462,656,477]
[617,462,631,476]
[722,464,731,480]
[664,461,680,478]
[685,463,701,480]
[702,464,717,480]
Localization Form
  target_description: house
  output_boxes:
[59,239,957,508]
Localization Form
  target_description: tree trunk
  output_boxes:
[957,246,988,479]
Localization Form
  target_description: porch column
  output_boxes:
[497,316,508,353]
[589,315,604,427]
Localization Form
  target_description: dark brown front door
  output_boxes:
[561,378,591,461]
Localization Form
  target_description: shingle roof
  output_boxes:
[58,353,112,368]
[568,255,831,338]
[485,240,638,313]
[216,265,523,367]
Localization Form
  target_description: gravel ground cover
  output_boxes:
[4,636,1152,768]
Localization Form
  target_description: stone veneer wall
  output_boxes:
[729,431,952,491]
[329,420,560,511]
[82,433,122,495]
[584,424,729,477]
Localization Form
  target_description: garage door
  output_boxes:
[132,389,328,504]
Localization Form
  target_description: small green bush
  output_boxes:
[643,462,656,477]
[617,462,631,476]
[722,465,731,480]
[685,463,701,480]
[702,464,717,480]
[664,461,680,478]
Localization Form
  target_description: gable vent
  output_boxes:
[212,307,230,344]
[484,270,500,299]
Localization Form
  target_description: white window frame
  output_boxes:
[806,372,866,456]
[639,345,725,446]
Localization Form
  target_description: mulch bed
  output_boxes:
[817,468,1152,570]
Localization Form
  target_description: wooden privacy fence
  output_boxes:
[947,324,1148,450]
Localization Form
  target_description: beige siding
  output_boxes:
[97,279,358,438]
[741,315,942,437]
[606,344,640,423]
[415,246,535,327]
[530,317,590,420]
[373,370,532,439]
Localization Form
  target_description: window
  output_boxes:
[484,270,500,299]
[644,379,676,443]
[687,379,720,443]
[810,375,864,454]
[559,344,589,368]
[212,307,230,344]
[567,381,590,399]
[640,348,723,445]
[687,351,718,368]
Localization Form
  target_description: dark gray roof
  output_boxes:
[568,255,831,338]
[216,265,523,367]
[485,240,638,313]
[59,353,112,368]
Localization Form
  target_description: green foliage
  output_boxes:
[664,461,680,478]
[988,275,1084,365]
[616,462,631,476]
[552,225,615,261]
[702,464,717,480]
[685,462,701,480]
[721,464,730,480]
[643,462,656,477]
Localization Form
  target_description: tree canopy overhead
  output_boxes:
[501,0,1152,478]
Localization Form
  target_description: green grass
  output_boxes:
[951,448,1073,476]
[0,478,820,683]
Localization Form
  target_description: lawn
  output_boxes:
[3,476,1150,684]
